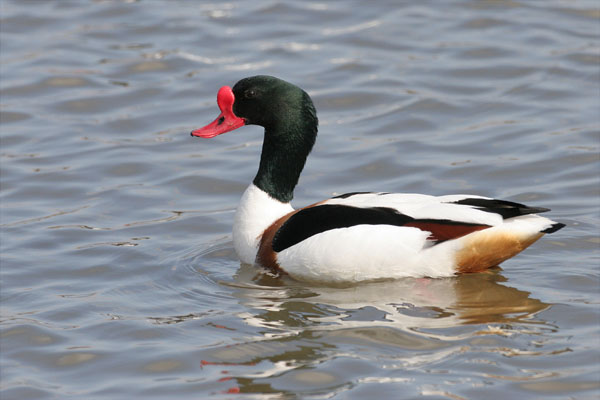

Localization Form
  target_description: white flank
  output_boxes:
[233,184,293,265]
[276,225,451,283]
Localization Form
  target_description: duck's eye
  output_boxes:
[244,89,256,99]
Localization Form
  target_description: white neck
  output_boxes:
[232,184,294,265]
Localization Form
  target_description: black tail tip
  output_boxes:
[541,222,566,234]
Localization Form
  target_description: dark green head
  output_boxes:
[191,75,319,203]
[232,76,316,130]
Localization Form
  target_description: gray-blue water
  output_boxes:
[1,1,599,398]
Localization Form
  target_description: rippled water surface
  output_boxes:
[1,1,599,398]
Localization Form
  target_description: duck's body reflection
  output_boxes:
[195,263,551,394]
[228,264,549,332]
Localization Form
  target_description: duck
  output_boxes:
[190,75,564,283]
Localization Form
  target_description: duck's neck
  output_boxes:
[252,109,317,203]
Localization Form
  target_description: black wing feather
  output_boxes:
[451,198,550,219]
[272,205,413,252]
[332,192,374,199]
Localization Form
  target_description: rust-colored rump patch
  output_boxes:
[404,221,489,241]
[456,231,544,273]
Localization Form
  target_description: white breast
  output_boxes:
[233,184,293,265]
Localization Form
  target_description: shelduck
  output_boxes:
[191,75,564,283]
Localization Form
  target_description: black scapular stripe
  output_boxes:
[332,191,374,199]
[332,192,392,199]
[271,205,487,253]
[451,198,550,219]
[272,205,412,252]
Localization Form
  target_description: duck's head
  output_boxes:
[191,76,318,203]
[191,75,317,139]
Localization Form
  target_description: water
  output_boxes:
[1,0,599,398]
